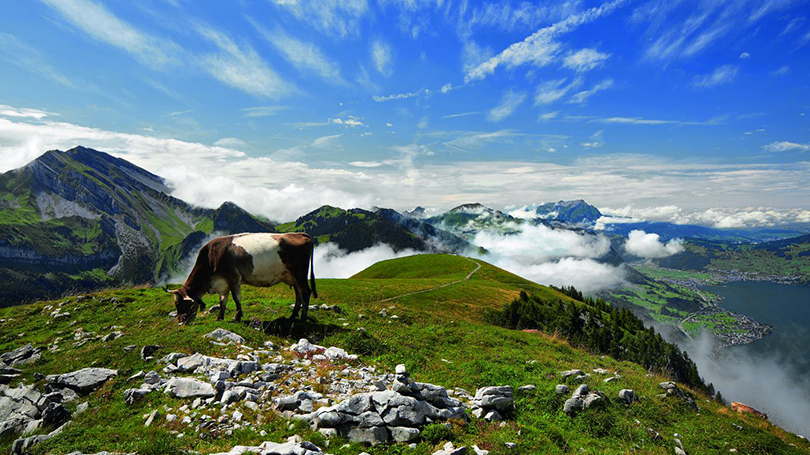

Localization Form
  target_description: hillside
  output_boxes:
[275,205,471,254]
[1,255,806,454]
[0,147,277,306]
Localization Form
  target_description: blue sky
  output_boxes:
[1,0,809,226]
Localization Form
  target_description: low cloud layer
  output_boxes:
[624,230,684,258]
[602,205,810,229]
[685,332,810,437]
[471,223,626,294]
[313,243,418,279]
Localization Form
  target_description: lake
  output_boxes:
[704,281,810,375]
[694,281,810,436]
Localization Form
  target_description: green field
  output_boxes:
[1,255,805,454]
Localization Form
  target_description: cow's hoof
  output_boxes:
[234,313,243,322]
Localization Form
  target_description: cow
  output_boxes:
[165,232,317,324]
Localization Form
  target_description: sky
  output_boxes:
[1,0,809,225]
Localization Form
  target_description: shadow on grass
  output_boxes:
[252,316,345,341]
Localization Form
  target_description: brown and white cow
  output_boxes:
[165,232,317,323]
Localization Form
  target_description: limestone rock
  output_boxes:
[46,368,118,394]
[164,377,216,399]
[204,328,245,345]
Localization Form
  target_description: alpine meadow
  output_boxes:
[1,1,810,454]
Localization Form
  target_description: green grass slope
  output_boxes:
[1,255,806,454]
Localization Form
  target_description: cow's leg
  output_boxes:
[291,286,302,320]
[216,292,229,320]
[299,285,312,322]
[217,292,228,321]
[231,283,243,322]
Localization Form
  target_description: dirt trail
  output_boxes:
[378,257,482,303]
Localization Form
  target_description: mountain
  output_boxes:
[0,146,275,306]
[601,220,803,243]
[507,199,604,224]
[425,203,522,239]
[275,205,472,253]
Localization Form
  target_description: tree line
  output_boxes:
[486,286,705,390]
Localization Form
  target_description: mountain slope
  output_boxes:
[276,205,472,253]
[0,255,805,454]
[0,147,275,306]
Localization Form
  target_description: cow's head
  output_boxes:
[163,287,201,324]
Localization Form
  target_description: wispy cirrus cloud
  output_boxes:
[330,116,366,128]
[465,0,627,82]
[372,40,393,76]
[563,48,610,72]
[41,0,180,69]
[251,21,344,84]
[196,24,292,98]
[762,141,810,152]
[0,33,73,87]
[0,105,58,120]
[488,90,527,122]
[241,106,287,118]
[534,78,582,105]
[271,0,369,39]
[693,64,738,88]
[569,79,613,103]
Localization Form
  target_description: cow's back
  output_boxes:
[230,233,289,286]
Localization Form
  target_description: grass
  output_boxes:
[1,255,807,454]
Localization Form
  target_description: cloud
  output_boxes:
[252,22,344,84]
[442,129,520,151]
[538,111,559,121]
[241,106,287,118]
[41,0,179,69]
[470,223,625,293]
[2,105,809,223]
[580,130,604,148]
[569,79,613,103]
[314,243,419,278]
[196,25,292,98]
[372,40,393,76]
[0,105,57,120]
[693,64,738,88]
[763,141,810,152]
[373,89,429,102]
[488,90,527,122]
[271,0,369,39]
[739,52,751,59]
[441,112,480,120]
[601,205,810,228]
[0,33,73,87]
[624,230,684,258]
[213,137,246,148]
[771,66,790,77]
[684,331,810,437]
[563,48,610,72]
[535,78,581,105]
[465,0,626,82]
[330,116,367,128]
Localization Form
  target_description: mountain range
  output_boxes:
[2,146,808,308]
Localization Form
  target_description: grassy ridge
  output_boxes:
[1,255,806,454]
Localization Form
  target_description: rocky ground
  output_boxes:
[1,323,705,455]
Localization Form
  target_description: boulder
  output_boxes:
[1,344,41,367]
[472,385,513,413]
[563,397,584,415]
[46,368,118,394]
[204,328,245,345]
[41,402,70,425]
[140,345,161,360]
[164,377,216,399]
[555,384,569,395]
[123,388,150,405]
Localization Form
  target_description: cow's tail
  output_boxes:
[309,242,318,299]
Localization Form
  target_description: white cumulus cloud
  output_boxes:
[624,230,684,258]
[314,243,418,278]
